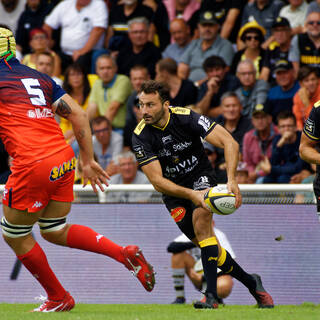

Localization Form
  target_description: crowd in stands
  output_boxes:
[1,0,320,189]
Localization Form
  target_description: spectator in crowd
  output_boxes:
[167,222,235,305]
[43,0,108,73]
[106,0,155,52]
[307,0,320,16]
[0,0,26,35]
[116,17,162,79]
[178,11,234,83]
[213,92,253,183]
[104,150,152,203]
[60,63,91,147]
[0,138,11,184]
[260,17,292,85]
[200,0,247,43]
[91,116,123,176]
[262,111,307,183]
[241,0,284,48]
[123,65,150,150]
[35,51,62,86]
[235,60,269,117]
[243,104,279,183]
[230,21,266,78]
[289,11,320,76]
[265,60,300,123]
[293,66,320,131]
[196,55,240,118]
[155,57,197,107]
[235,161,250,184]
[162,18,192,63]
[87,54,132,132]
[163,0,200,22]
[21,28,61,77]
[15,0,53,55]
[279,0,308,36]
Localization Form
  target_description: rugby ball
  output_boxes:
[204,186,236,215]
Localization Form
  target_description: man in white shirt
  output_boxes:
[43,0,108,73]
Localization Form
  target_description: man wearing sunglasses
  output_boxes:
[289,11,320,77]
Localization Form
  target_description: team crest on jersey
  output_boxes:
[49,157,76,181]
[2,188,8,201]
[133,145,147,161]
[162,135,173,145]
[193,176,211,190]
[171,207,186,223]
[305,119,315,135]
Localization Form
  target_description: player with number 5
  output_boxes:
[0,28,155,312]
[132,80,274,309]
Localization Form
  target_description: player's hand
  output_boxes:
[189,189,210,211]
[82,160,110,193]
[227,180,242,208]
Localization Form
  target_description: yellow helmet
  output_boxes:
[0,27,16,60]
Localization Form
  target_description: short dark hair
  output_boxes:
[157,58,177,75]
[298,65,318,82]
[91,116,111,129]
[202,55,226,72]
[140,80,170,103]
[276,110,296,125]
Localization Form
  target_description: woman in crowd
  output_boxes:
[231,21,266,79]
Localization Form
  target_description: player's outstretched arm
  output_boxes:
[299,132,320,165]
[53,94,109,192]
[205,124,242,208]
[141,160,208,209]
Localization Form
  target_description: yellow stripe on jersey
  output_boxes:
[314,100,320,108]
[304,130,320,140]
[170,107,191,115]
[134,119,146,135]
[139,156,157,165]
[199,237,218,248]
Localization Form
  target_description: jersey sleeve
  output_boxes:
[303,103,320,141]
[50,77,66,104]
[132,130,158,168]
[188,110,217,138]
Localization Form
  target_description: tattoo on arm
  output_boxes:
[55,99,72,118]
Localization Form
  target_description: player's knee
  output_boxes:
[217,275,233,298]
[38,216,68,242]
[1,217,33,240]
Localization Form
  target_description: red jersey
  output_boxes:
[0,58,69,167]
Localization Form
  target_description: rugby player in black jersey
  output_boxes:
[132,80,274,309]
[300,100,320,219]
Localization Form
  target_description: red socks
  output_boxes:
[17,242,66,301]
[66,224,125,264]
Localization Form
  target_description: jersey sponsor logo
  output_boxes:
[158,148,171,157]
[193,176,211,190]
[49,157,76,181]
[27,108,54,119]
[173,141,192,152]
[171,207,186,223]
[170,107,190,115]
[164,156,198,177]
[133,145,147,161]
[305,119,315,135]
[32,201,43,209]
[198,116,211,132]
[162,135,173,144]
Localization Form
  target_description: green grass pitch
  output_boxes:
[1,303,320,320]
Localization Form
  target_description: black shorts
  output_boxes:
[163,172,217,240]
[313,173,320,211]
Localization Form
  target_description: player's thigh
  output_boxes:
[3,204,42,225]
[192,207,213,239]
[41,200,71,219]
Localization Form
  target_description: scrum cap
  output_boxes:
[0,27,16,61]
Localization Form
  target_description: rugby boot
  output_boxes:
[171,297,186,304]
[123,245,155,292]
[32,292,75,312]
[249,273,274,308]
[193,292,219,309]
